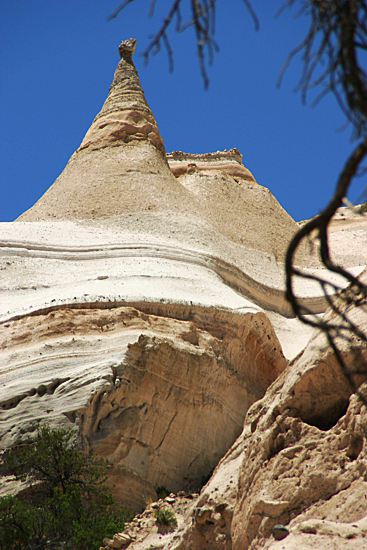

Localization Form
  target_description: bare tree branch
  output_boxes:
[106,0,135,21]
[278,0,367,138]
[286,137,367,320]
[285,136,367,401]
[240,0,259,31]
[107,0,258,88]
[280,1,367,404]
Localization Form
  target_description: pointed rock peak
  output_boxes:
[77,38,165,154]
[16,40,188,222]
[118,37,137,59]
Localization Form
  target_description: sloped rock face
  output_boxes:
[0,304,286,512]
[167,149,298,262]
[170,272,367,550]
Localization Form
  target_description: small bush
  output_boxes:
[200,469,213,488]
[156,485,170,499]
[1,425,132,550]
[154,508,177,527]
[0,495,45,549]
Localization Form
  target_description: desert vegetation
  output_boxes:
[0,425,132,549]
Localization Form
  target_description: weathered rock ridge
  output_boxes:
[1,39,367,548]
[167,149,255,181]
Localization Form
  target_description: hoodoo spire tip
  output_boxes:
[118,38,137,58]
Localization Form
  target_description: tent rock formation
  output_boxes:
[1,39,367,548]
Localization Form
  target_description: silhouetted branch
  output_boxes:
[240,0,259,31]
[281,1,367,403]
[278,0,367,138]
[107,0,135,21]
[286,137,367,320]
[107,0,258,88]
[142,0,182,73]
[285,137,367,401]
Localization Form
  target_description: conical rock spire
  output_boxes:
[18,39,187,221]
[78,39,165,154]
[16,40,300,267]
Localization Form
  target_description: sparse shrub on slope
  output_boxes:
[156,485,170,499]
[1,425,132,549]
[154,507,177,527]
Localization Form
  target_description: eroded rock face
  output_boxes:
[231,286,367,550]
[170,272,367,550]
[2,38,367,548]
[0,304,286,512]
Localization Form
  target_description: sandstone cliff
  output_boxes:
[1,39,367,548]
[168,269,367,550]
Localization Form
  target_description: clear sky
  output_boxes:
[0,1,363,222]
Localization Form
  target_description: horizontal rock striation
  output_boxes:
[2,39,367,547]
[0,304,286,512]
[0,231,345,323]
[167,149,256,181]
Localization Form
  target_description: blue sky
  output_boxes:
[0,1,363,222]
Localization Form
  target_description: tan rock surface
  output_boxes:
[1,38,367,550]
[159,271,367,549]
[0,304,286,513]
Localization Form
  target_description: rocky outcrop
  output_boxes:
[1,38,367,549]
[0,303,286,512]
[166,270,367,550]
[167,149,255,181]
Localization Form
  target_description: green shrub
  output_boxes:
[0,495,45,549]
[1,425,132,549]
[156,485,170,499]
[154,507,177,527]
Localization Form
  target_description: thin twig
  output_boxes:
[106,0,135,21]
[107,0,258,88]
